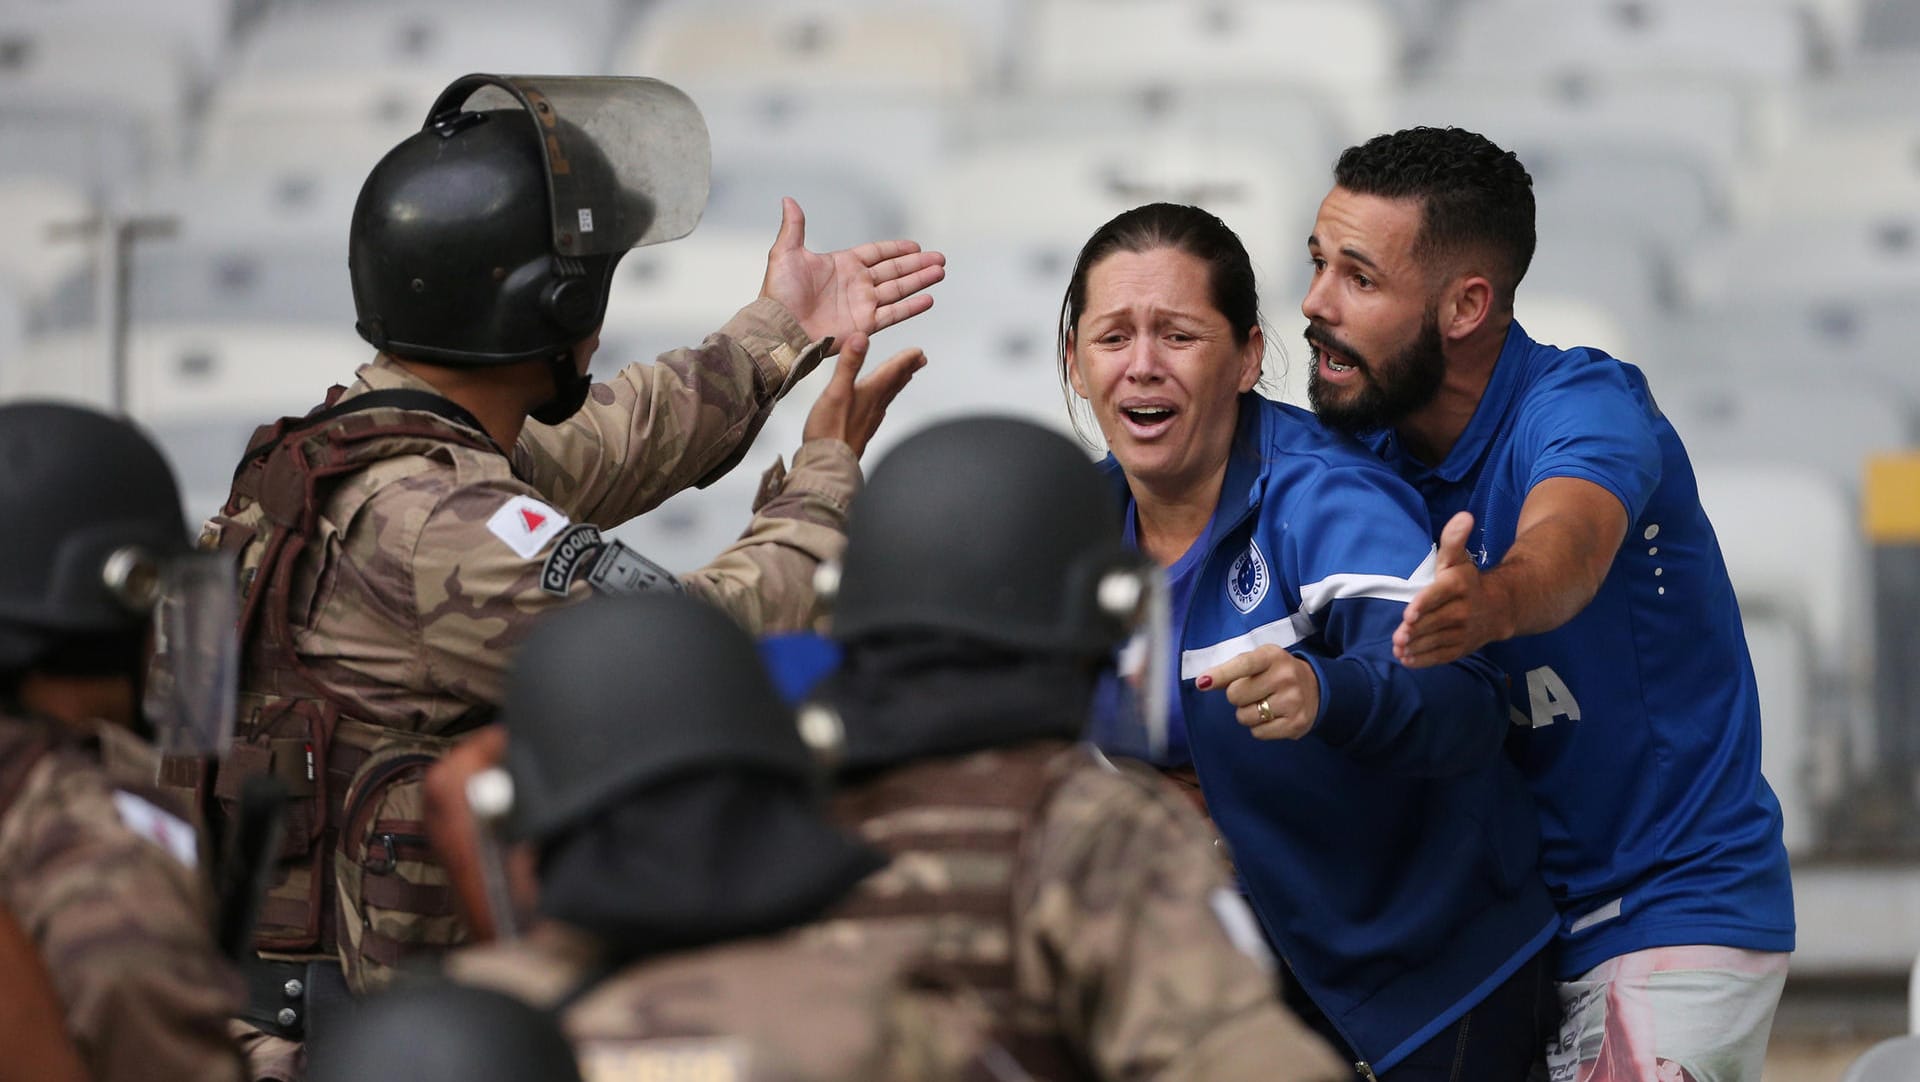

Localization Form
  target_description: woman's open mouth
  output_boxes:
[1119,401,1179,438]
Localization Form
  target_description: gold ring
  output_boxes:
[1257,698,1273,724]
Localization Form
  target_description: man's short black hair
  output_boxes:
[1333,127,1536,306]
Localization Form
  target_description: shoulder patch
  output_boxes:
[111,790,198,869]
[541,523,605,597]
[587,540,684,596]
[1226,540,1270,614]
[486,495,571,559]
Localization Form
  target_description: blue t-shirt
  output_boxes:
[1363,322,1796,976]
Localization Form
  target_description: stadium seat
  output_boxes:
[197,71,454,178]
[143,412,270,527]
[1663,299,1920,409]
[0,104,148,199]
[231,4,601,79]
[17,322,365,421]
[1841,1035,1920,1082]
[1529,143,1725,250]
[2,0,235,90]
[1741,119,1920,226]
[1435,0,1813,88]
[0,283,23,382]
[1016,0,1400,134]
[1858,0,1920,53]
[1685,215,1920,309]
[1660,372,1913,490]
[1743,613,1818,854]
[1694,461,1873,781]
[0,19,191,177]
[619,2,986,99]
[1787,53,1920,129]
[913,137,1308,294]
[1392,74,1757,191]
[1511,297,1643,375]
[1523,229,1668,352]
[0,176,95,305]
[46,169,363,330]
[702,161,907,255]
[594,228,783,382]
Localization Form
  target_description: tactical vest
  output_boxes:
[163,388,502,994]
[824,740,1092,1081]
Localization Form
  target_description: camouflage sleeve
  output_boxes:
[410,478,590,709]
[0,757,245,1082]
[1013,759,1350,1082]
[679,438,860,636]
[514,298,825,527]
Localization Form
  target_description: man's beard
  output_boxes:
[1305,308,1447,435]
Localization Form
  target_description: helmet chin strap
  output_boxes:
[528,351,592,426]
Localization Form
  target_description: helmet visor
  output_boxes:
[1092,563,1173,762]
[437,74,711,258]
[141,552,238,758]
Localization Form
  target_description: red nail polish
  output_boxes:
[1196,675,1213,690]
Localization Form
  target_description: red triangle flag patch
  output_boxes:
[520,508,547,532]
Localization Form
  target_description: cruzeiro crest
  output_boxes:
[1226,540,1270,615]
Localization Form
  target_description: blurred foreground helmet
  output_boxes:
[499,594,815,842]
[0,402,188,669]
[349,73,711,368]
[0,402,237,754]
[829,417,1152,657]
[309,982,582,1082]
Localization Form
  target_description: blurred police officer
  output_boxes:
[0,402,246,1082]
[781,417,1351,1080]
[186,73,940,1079]
[445,593,908,1079]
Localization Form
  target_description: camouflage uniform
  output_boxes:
[207,299,852,1080]
[450,741,1348,1082]
[200,297,852,736]
[0,715,245,1082]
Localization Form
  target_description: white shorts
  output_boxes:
[1546,945,1790,1082]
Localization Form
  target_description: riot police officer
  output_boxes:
[0,402,246,1082]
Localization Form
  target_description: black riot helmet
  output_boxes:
[828,417,1151,657]
[309,982,582,1082]
[349,73,712,369]
[0,402,188,672]
[499,593,816,842]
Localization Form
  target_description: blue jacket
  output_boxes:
[1121,394,1557,1071]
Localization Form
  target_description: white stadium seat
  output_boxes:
[1686,215,1920,309]
[1743,613,1818,854]
[1436,0,1812,88]
[620,2,986,99]
[1663,299,1920,409]
[198,71,446,178]
[1017,0,1400,134]
[0,176,95,304]
[913,136,1308,299]
[1842,1036,1920,1082]
[1694,462,1873,768]
[1657,372,1913,491]
[0,19,191,176]
[1742,120,1920,226]
[232,4,601,79]
[1393,74,1757,188]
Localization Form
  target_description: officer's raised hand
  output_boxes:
[760,197,946,353]
[802,333,926,458]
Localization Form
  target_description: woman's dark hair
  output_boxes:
[1056,203,1268,443]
